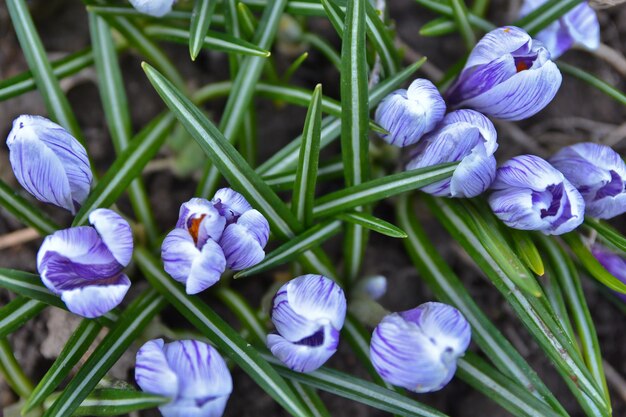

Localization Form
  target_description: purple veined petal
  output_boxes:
[440,110,498,152]
[270,289,325,343]
[219,219,266,271]
[464,26,532,69]
[549,179,585,235]
[89,209,133,266]
[212,188,252,221]
[176,198,225,245]
[449,146,497,198]
[282,275,347,330]
[592,245,626,302]
[159,397,229,417]
[267,324,340,373]
[374,79,446,147]
[563,3,600,51]
[237,209,270,247]
[185,239,226,295]
[60,273,131,318]
[7,115,92,213]
[135,339,179,399]
[492,155,564,191]
[128,0,175,17]
[489,187,544,230]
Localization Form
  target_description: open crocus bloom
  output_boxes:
[267,275,347,373]
[128,0,175,17]
[550,142,626,219]
[36,209,133,318]
[446,26,562,121]
[489,155,585,235]
[406,109,498,198]
[370,302,471,393]
[519,0,599,59]
[136,339,232,417]
[374,79,446,147]
[6,115,92,214]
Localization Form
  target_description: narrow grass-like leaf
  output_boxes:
[537,235,610,403]
[0,297,46,338]
[234,220,343,278]
[412,0,495,32]
[44,388,169,416]
[0,338,33,398]
[540,262,578,345]
[6,0,83,141]
[558,62,626,107]
[320,0,344,35]
[264,160,344,191]
[563,232,626,294]
[146,25,270,57]
[397,195,567,415]
[312,164,458,219]
[419,18,457,37]
[510,229,545,276]
[189,0,218,59]
[584,218,626,253]
[237,2,258,39]
[72,113,175,227]
[23,320,102,413]
[302,33,342,69]
[134,248,313,417]
[515,0,581,35]
[337,212,407,238]
[0,180,59,235]
[283,52,309,82]
[43,290,165,417]
[449,0,476,50]
[292,84,323,227]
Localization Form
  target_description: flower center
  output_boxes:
[187,214,206,244]
[539,183,564,219]
[295,328,325,347]
[514,55,535,72]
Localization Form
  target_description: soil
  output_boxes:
[1,1,626,416]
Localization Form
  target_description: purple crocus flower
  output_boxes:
[488,155,585,235]
[6,115,92,214]
[267,275,347,373]
[162,189,269,294]
[128,0,175,17]
[135,339,232,417]
[406,109,498,198]
[370,302,471,393]
[446,26,562,121]
[519,0,599,59]
[374,79,446,147]
[550,142,626,219]
[592,245,626,302]
[36,209,133,318]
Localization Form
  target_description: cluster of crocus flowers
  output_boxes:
[370,302,471,392]
[162,189,269,294]
[135,339,232,417]
[128,0,175,17]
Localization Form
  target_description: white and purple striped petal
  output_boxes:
[370,302,470,393]
[89,209,133,266]
[550,142,626,219]
[267,324,340,373]
[212,188,252,222]
[592,245,626,302]
[374,79,446,147]
[135,339,179,399]
[6,115,92,214]
[128,0,175,17]
[489,155,585,234]
[176,198,226,246]
[446,27,562,121]
[60,273,131,319]
[219,210,269,270]
[406,110,497,198]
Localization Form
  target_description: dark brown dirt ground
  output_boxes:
[1,1,626,416]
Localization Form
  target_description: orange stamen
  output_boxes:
[515,61,529,72]
[188,215,206,244]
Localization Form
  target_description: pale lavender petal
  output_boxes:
[361,275,387,300]
[282,274,346,330]
[60,273,130,318]
[592,245,626,302]
[212,188,252,221]
[446,55,517,105]
[176,198,225,245]
[185,239,226,295]
[159,397,229,417]
[135,339,179,399]
[89,209,133,266]
[564,3,600,51]
[162,229,201,286]
[128,0,175,17]
[440,110,498,152]
[406,302,471,355]
[450,146,497,198]
[219,211,268,270]
[491,155,564,191]
[464,26,532,68]
[270,288,323,343]
[267,324,339,373]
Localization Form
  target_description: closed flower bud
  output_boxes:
[550,142,626,219]
[135,339,232,417]
[6,115,92,214]
[406,110,498,198]
[374,79,446,147]
[489,155,585,235]
[591,245,626,302]
[520,0,599,58]
[128,0,175,17]
[446,26,562,121]
[37,209,133,318]
[267,275,347,373]
[370,302,471,393]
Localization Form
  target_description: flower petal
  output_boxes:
[592,245,626,302]
[60,273,131,318]
[186,239,226,295]
[564,3,600,51]
[89,209,133,266]
[135,339,179,399]
[464,26,532,68]
[212,188,252,221]
[176,198,225,245]
[159,397,229,417]
[128,0,175,17]
[162,229,200,285]
[449,146,497,198]
[267,324,339,373]
[270,288,323,343]
[492,155,564,191]
[284,274,347,330]
[219,211,269,270]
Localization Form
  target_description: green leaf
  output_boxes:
[0,180,59,235]
[145,25,271,57]
[337,212,407,238]
[72,113,175,227]
[234,220,343,279]
[43,290,166,417]
[412,0,495,32]
[558,62,626,107]
[515,0,582,35]
[189,0,218,59]
[510,229,545,276]
[419,17,457,37]
[292,84,323,227]
[264,159,344,192]
[0,338,34,398]
[0,296,46,338]
[449,0,476,50]
[584,217,626,253]
[86,4,195,20]
[312,164,458,219]
[283,51,310,82]
[134,248,313,417]
[44,388,169,416]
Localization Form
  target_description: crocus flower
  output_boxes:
[406,109,498,198]
[374,79,446,147]
[162,189,269,294]
[370,302,471,393]
[446,26,562,121]
[591,245,626,302]
[550,142,626,219]
[519,0,599,59]
[267,274,347,373]
[136,339,232,417]
[128,0,175,17]
[36,209,133,318]
[488,155,585,234]
[6,115,92,214]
